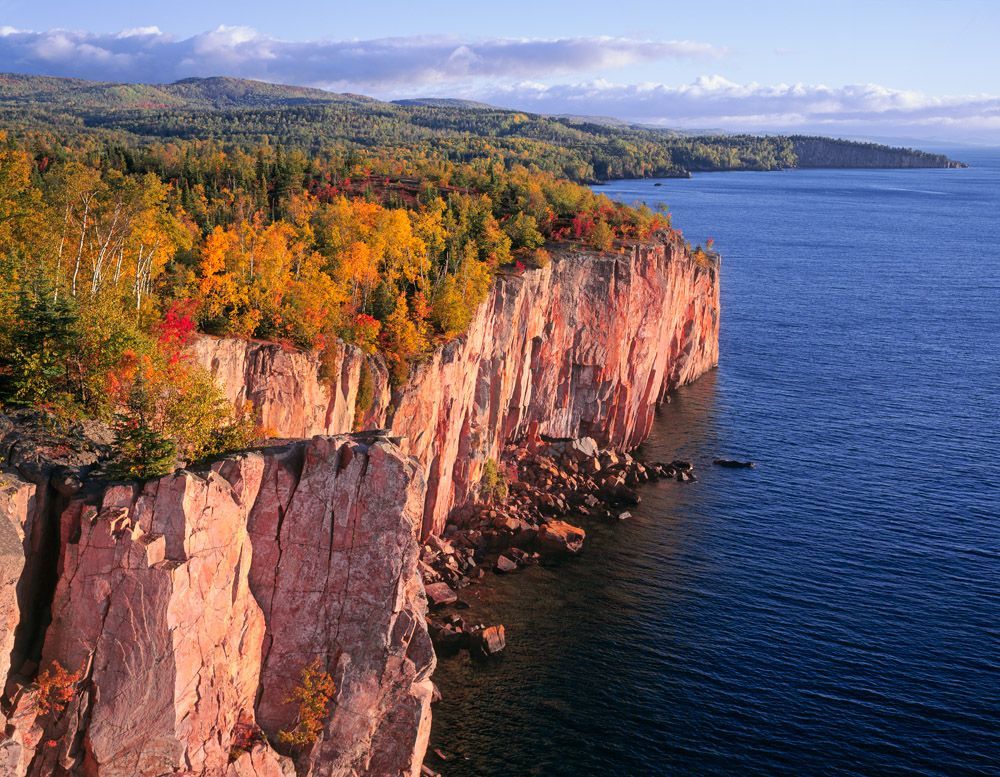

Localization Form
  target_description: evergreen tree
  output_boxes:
[107,372,177,480]
[0,276,80,408]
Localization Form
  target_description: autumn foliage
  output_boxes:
[0,132,678,453]
[34,661,82,717]
[277,659,336,750]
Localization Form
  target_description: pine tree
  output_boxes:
[0,276,80,408]
[107,372,177,480]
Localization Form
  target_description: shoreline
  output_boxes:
[418,432,700,774]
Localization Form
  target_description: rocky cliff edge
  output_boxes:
[1,429,433,777]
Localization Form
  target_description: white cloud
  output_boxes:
[477,76,1000,140]
[0,26,995,140]
[0,26,722,86]
[117,26,164,39]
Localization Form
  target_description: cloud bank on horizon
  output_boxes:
[1,25,996,142]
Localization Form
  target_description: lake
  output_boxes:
[428,152,1000,776]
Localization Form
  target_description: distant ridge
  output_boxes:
[392,97,496,110]
[0,73,372,111]
[0,73,965,178]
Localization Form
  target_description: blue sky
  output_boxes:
[1,0,998,142]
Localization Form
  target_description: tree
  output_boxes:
[587,219,614,251]
[381,292,427,385]
[504,212,544,252]
[479,458,508,503]
[277,659,336,750]
[0,277,80,409]
[108,371,177,480]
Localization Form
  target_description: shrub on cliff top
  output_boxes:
[353,361,375,430]
[277,659,336,750]
[107,320,261,478]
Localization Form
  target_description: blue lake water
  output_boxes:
[428,152,1000,776]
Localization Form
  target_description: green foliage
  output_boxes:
[0,277,80,409]
[353,361,375,430]
[504,212,545,251]
[587,219,614,252]
[107,373,177,479]
[107,350,260,479]
[479,458,509,504]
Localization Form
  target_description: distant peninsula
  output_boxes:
[0,73,965,181]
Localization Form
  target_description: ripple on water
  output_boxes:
[428,157,1000,777]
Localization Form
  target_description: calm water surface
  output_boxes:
[429,152,1000,776]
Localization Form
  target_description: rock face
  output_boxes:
[0,436,434,777]
[193,238,721,536]
[190,337,390,438]
[0,474,34,689]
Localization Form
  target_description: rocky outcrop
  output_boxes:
[189,337,390,439]
[194,237,720,537]
[0,434,433,777]
[0,475,33,689]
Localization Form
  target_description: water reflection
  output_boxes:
[428,373,726,776]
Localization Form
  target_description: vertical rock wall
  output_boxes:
[0,436,433,777]
[193,239,721,536]
[188,337,390,439]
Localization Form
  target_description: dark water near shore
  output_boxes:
[428,153,1000,776]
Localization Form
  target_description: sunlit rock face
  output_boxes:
[193,238,720,536]
[188,337,391,439]
[391,240,720,536]
[1,436,433,777]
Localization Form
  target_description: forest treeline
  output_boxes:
[0,125,680,474]
[0,74,959,182]
[0,73,956,475]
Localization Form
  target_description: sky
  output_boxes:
[1,0,998,143]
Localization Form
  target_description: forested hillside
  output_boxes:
[0,110,684,475]
[0,73,960,477]
[0,74,961,181]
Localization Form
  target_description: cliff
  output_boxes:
[193,238,721,536]
[789,136,966,169]
[1,235,720,775]
[0,431,434,777]
[188,337,390,439]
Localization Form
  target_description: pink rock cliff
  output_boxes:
[1,436,433,777]
[194,239,720,536]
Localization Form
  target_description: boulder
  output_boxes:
[537,521,586,555]
[713,459,755,468]
[469,625,506,657]
[424,582,459,607]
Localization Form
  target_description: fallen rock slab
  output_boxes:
[469,625,506,657]
[537,521,586,555]
[424,581,459,607]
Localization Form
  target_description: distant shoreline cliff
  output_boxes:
[787,136,965,170]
